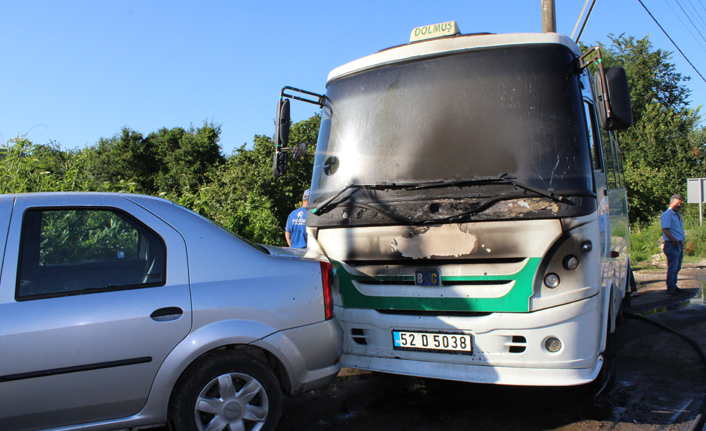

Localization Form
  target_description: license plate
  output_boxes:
[392,330,472,354]
[415,270,440,286]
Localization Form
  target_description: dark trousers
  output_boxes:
[664,241,683,290]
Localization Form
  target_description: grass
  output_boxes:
[630,206,706,264]
[630,219,663,262]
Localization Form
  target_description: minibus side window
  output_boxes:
[583,100,603,172]
[599,126,618,189]
[612,132,626,188]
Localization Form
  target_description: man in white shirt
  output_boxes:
[660,194,685,295]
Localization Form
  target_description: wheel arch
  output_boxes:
[599,278,614,353]
[136,319,292,424]
[166,343,292,423]
[167,347,285,431]
[624,256,634,295]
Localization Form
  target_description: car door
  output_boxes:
[0,194,192,431]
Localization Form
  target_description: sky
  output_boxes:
[2,0,705,155]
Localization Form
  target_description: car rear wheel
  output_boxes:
[171,350,283,431]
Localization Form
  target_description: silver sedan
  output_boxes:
[0,192,342,431]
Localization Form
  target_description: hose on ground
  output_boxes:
[624,308,706,430]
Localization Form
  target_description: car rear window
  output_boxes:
[16,208,166,300]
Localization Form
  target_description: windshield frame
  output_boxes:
[309,43,595,226]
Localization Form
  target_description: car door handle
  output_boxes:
[150,307,184,322]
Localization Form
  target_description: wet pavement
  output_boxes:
[630,262,706,314]
[276,262,706,431]
[603,262,706,431]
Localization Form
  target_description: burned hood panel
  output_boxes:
[391,224,477,259]
[311,219,563,262]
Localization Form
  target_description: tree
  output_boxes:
[180,114,321,245]
[603,35,692,125]
[587,35,706,224]
[0,136,136,194]
[151,122,226,194]
[88,128,159,193]
[87,122,225,196]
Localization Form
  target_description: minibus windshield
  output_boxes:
[311,45,592,207]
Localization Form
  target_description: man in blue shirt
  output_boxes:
[660,194,685,295]
[285,189,309,248]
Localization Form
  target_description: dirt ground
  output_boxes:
[277,261,706,431]
[630,259,706,314]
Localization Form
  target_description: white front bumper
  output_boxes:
[338,294,603,386]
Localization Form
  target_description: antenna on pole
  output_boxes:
[574,0,598,43]
[572,0,591,39]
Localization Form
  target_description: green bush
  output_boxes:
[0,117,318,247]
[682,206,706,257]
[630,206,706,261]
[630,219,663,262]
[0,137,136,194]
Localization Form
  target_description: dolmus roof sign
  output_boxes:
[410,21,460,43]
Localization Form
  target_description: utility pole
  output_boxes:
[542,0,556,33]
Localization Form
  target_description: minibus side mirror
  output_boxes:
[271,87,325,177]
[273,98,291,176]
[291,143,308,161]
[275,98,291,148]
[273,151,288,177]
[594,66,633,130]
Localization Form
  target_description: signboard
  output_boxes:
[687,178,706,204]
[410,21,460,43]
[687,178,706,225]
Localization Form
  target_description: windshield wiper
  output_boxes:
[494,174,578,206]
[312,174,580,215]
[311,183,364,215]
[395,175,580,206]
[310,183,413,223]
[311,179,502,215]
[311,182,426,215]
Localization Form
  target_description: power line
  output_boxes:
[638,0,706,84]
[671,0,706,48]
[685,0,706,31]
[698,0,706,15]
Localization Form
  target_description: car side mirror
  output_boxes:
[594,66,633,130]
[273,151,288,177]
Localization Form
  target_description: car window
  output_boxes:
[16,208,166,300]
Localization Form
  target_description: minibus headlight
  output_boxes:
[545,337,562,352]
[581,241,592,252]
[544,273,560,288]
[563,255,579,270]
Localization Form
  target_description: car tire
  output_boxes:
[171,350,283,431]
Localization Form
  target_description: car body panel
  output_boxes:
[253,320,343,395]
[0,194,192,431]
[127,195,329,330]
[0,192,342,431]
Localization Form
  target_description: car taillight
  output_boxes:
[319,261,334,320]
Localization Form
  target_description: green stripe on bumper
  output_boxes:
[334,258,540,312]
